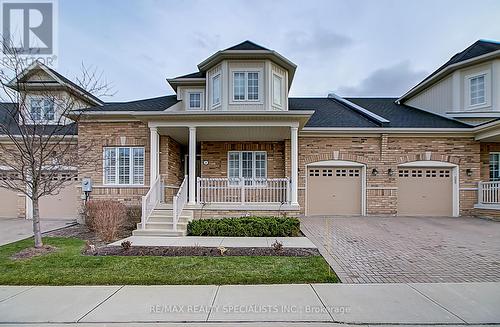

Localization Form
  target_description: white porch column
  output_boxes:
[150,127,159,183]
[291,126,299,205]
[188,126,197,204]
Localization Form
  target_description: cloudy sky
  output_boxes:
[57,0,500,102]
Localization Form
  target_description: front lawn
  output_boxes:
[0,237,338,285]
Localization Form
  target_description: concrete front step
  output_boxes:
[136,221,188,230]
[147,216,191,223]
[132,229,185,237]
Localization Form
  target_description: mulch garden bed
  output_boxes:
[45,224,132,247]
[85,245,320,257]
[10,245,58,260]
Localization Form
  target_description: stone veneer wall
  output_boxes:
[160,135,184,202]
[200,141,286,178]
[78,121,150,206]
[479,142,500,181]
[288,135,480,216]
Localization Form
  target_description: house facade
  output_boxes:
[2,40,500,235]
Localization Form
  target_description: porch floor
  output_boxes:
[110,236,316,248]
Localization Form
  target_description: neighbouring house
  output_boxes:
[2,39,500,235]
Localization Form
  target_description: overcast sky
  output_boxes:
[57,0,500,102]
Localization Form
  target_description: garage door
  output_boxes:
[0,188,19,218]
[39,172,79,220]
[307,167,362,216]
[397,168,453,216]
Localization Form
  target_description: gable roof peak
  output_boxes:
[224,40,270,51]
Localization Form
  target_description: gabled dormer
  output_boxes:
[167,41,296,112]
[398,40,500,124]
[5,62,103,125]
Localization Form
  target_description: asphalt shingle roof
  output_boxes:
[82,95,179,112]
[408,40,500,94]
[289,97,471,128]
[0,102,77,135]
[173,71,206,79]
[224,40,269,51]
[80,96,471,129]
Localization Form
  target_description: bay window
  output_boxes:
[104,147,144,185]
[272,74,283,106]
[228,151,267,185]
[212,74,221,106]
[232,71,260,101]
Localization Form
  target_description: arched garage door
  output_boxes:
[397,167,453,216]
[307,166,363,216]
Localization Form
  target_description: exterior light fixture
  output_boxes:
[387,168,394,176]
[372,168,378,176]
[466,168,472,176]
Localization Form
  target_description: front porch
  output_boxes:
[139,115,306,234]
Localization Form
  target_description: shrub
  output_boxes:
[85,200,127,242]
[187,216,300,237]
[124,206,141,231]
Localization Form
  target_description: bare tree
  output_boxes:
[0,41,112,248]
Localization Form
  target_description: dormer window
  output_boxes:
[233,71,260,101]
[469,74,485,106]
[30,98,55,122]
[188,91,203,110]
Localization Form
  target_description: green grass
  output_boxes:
[0,237,338,285]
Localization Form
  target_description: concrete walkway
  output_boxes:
[1,283,499,325]
[110,236,316,248]
[0,218,76,246]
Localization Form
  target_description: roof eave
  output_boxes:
[398,49,500,103]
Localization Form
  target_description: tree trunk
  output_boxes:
[32,197,43,248]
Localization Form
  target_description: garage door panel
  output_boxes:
[39,172,79,220]
[0,188,19,218]
[307,167,362,216]
[397,168,453,216]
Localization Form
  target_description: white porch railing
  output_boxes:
[197,177,290,204]
[478,181,500,205]
[172,175,188,231]
[141,176,162,229]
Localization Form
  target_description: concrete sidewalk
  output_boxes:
[110,236,316,248]
[1,283,499,325]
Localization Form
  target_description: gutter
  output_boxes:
[397,49,500,103]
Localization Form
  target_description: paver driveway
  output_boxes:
[301,216,500,284]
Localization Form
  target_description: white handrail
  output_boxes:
[172,175,188,231]
[479,181,500,204]
[141,176,161,229]
[197,177,290,204]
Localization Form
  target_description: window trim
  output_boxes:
[490,152,500,181]
[465,71,490,110]
[227,151,267,186]
[211,73,221,108]
[103,146,145,186]
[272,73,283,107]
[231,70,262,103]
[187,90,204,111]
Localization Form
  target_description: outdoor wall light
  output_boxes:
[387,168,394,176]
[466,168,472,177]
[372,168,378,176]
[203,160,209,166]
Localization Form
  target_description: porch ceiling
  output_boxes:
[158,126,291,144]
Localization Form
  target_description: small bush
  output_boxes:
[121,240,132,250]
[124,206,141,231]
[187,216,300,237]
[85,200,127,242]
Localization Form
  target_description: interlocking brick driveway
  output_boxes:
[301,216,500,284]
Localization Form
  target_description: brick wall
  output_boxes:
[480,142,500,181]
[200,141,285,178]
[297,135,481,216]
[160,135,184,202]
[78,121,150,205]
